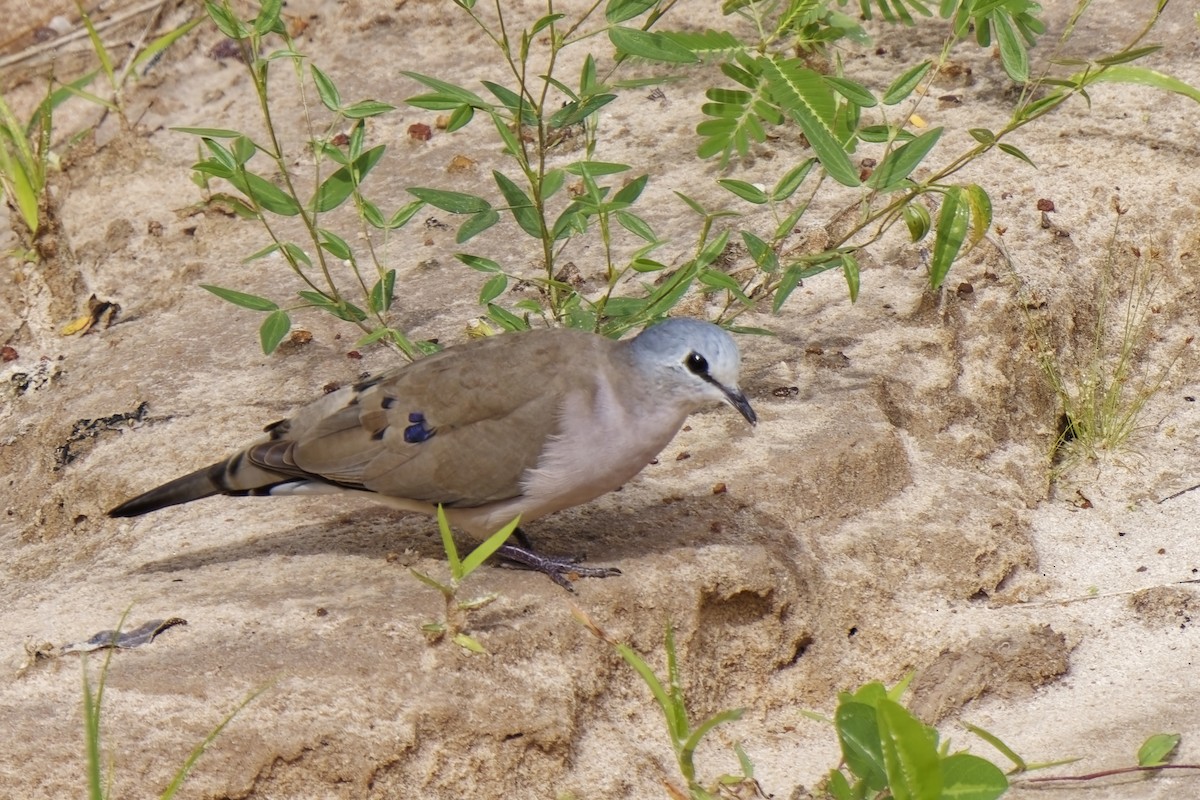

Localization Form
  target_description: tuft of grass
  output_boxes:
[573,608,760,799]
[82,609,267,800]
[1011,204,1190,475]
[409,506,520,653]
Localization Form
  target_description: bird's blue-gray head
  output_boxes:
[630,318,756,425]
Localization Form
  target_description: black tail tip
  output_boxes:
[108,499,145,518]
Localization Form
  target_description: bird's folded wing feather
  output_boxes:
[246,330,618,508]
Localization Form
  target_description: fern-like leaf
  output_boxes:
[696,56,782,164]
[660,30,746,63]
[760,55,859,186]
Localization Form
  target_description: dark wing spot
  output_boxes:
[372,426,388,441]
[403,411,435,444]
[381,395,398,409]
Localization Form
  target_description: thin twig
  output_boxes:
[1019,763,1200,784]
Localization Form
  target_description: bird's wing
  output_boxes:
[247,329,619,508]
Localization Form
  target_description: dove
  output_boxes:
[108,317,757,589]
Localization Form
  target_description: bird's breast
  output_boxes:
[517,382,687,516]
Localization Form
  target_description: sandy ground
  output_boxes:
[1,0,1199,797]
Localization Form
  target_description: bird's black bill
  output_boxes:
[724,387,757,426]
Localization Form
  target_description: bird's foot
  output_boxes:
[495,543,621,592]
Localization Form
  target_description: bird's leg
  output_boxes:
[496,527,622,592]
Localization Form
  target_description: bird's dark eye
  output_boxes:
[685,352,709,375]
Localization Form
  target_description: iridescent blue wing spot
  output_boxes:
[404,411,435,444]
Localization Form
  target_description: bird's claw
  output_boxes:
[494,543,621,592]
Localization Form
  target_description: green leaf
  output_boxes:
[493,171,541,237]
[240,172,302,216]
[608,27,699,64]
[998,142,1037,168]
[259,310,291,354]
[615,210,657,242]
[940,753,1007,800]
[1087,65,1200,104]
[1095,44,1162,67]
[564,160,631,177]
[204,1,249,39]
[612,174,648,205]
[318,228,352,259]
[201,284,278,311]
[388,199,425,229]
[929,187,969,289]
[826,768,853,800]
[842,253,860,303]
[858,125,915,144]
[968,128,995,144]
[486,303,530,331]
[772,158,815,201]
[836,701,887,790]
[960,722,1027,772]
[281,242,312,268]
[717,179,769,204]
[457,253,502,272]
[760,57,859,187]
[606,0,657,23]
[630,257,668,272]
[902,202,931,242]
[457,208,500,242]
[452,633,487,653]
[876,699,940,800]
[342,100,396,119]
[311,65,341,111]
[698,269,751,304]
[1138,733,1181,767]
[550,93,617,128]
[368,269,396,314]
[741,231,778,272]
[867,127,942,190]
[253,0,283,34]
[992,12,1029,83]
[771,266,802,312]
[530,13,565,36]
[964,184,992,250]
[482,81,538,126]
[883,61,932,105]
[445,104,474,131]
[408,187,491,214]
[435,505,461,578]
[459,515,521,576]
[132,16,204,72]
[825,76,878,108]
[401,71,489,109]
[174,125,244,139]
[479,273,508,304]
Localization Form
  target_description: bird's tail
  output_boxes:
[108,451,285,517]
[108,460,230,517]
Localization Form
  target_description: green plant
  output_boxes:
[0,8,198,258]
[182,0,433,357]
[65,5,202,124]
[409,506,520,653]
[1009,205,1190,473]
[810,678,1009,799]
[0,90,52,245]
[183,0,1197,352]
[575,609,759,799]
[82,611,264,799]
[639,0,1198,319]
